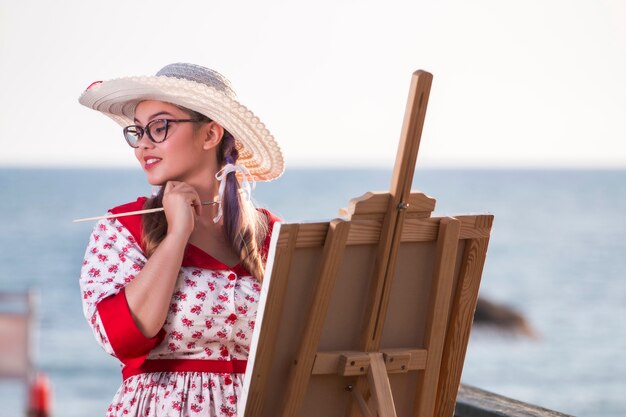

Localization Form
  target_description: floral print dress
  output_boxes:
[80,197,278,417]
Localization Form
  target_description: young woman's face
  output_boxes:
[132,100,214,185]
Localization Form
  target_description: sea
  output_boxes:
[0,167,624,417]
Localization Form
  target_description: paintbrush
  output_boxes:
[72,201,219,223]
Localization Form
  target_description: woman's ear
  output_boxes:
[202,122,225,150]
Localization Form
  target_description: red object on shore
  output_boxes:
[27,373,51,417]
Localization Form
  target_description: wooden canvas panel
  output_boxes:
[242,213,493,417]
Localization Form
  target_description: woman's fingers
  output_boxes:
[164,182,196,199]
[164,180,181,193]
[162,181,202,237]
[192,194,202,216]
[163,182,204,211]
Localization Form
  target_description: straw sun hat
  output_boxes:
[79,63,284,182]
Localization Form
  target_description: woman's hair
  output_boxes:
[141,108,269,280]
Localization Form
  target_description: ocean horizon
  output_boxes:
[0,167,624,417]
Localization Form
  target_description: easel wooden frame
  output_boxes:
[239,70,493,417]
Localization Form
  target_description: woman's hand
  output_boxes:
[162,181,202,239]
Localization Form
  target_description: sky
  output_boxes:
[0,0,624,169]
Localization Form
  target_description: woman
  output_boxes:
[78,63,283,416]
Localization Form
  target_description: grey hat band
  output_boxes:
[156,63,236,99]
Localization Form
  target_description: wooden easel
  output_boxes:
[239,70,494,417]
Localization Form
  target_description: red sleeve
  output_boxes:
[97,288,166,368]
[88,197,158,366]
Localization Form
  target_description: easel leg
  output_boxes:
[350,388,376,417]
[367,353,398,417]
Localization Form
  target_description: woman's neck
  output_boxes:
[174,173,219,202]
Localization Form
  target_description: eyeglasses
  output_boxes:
[123,119,203,148]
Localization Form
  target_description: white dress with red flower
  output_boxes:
[80,198,277,417]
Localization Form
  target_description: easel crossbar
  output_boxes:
[312,350,428,376]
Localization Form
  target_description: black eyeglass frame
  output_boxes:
[123,118,205,148]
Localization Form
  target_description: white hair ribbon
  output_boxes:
[213,163,256,223]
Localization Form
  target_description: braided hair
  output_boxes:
[216,131,268,280]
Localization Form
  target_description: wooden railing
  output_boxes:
[455,385,575,417]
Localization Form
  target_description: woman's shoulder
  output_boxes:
[256,208,281,260]
[106,196,149,247]
[256,207,281,226]
[109,196,148,215]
